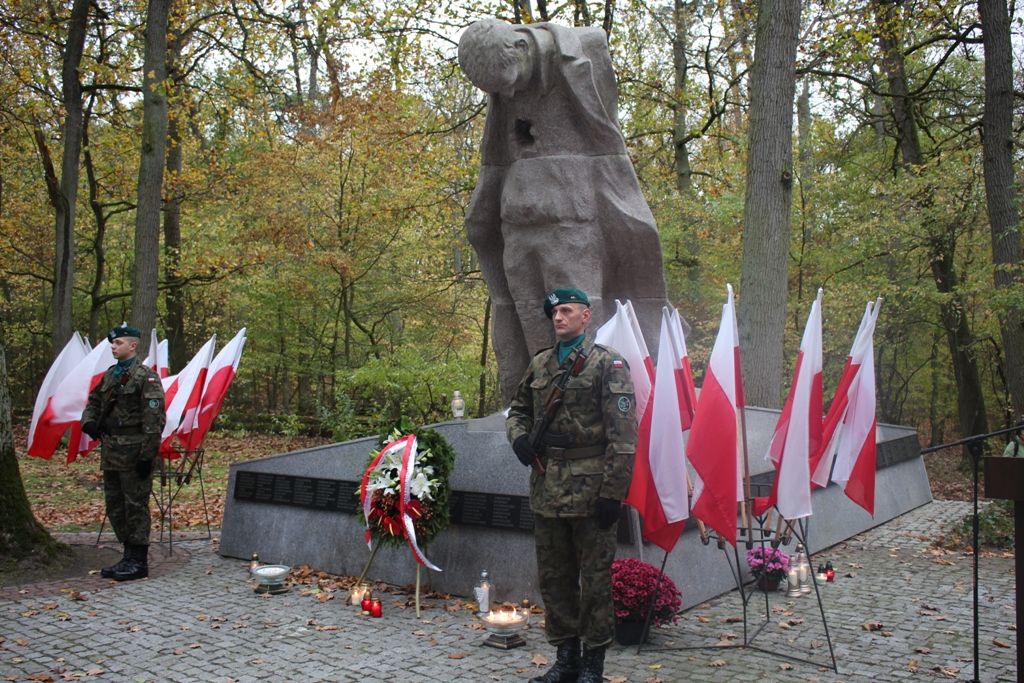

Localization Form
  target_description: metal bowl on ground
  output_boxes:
[479,607,531,636]
[251,564,290,586]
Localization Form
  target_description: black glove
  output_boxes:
[512,435,535,468]
[135,458,154,479]
[82,421,102,439]
[596,497,621,530]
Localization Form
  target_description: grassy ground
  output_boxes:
[13,426,334,532]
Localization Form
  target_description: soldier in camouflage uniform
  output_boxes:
[507,287,637,683]
[81,324,165,581]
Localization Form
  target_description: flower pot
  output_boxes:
[615,619,648,645]
[755,574,782,592]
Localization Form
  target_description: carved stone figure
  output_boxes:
[458,18,668,403]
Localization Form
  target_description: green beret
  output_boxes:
[107,323,142,341]
[544,287,590,318]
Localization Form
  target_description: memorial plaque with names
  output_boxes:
[233,471,533,532]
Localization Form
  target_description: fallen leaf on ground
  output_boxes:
[708,659,727,667]
[993,638,1011,648]
[862,622,884,631]
[531,653,549,667]
[447,652,468,659]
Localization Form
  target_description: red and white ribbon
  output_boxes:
[359,433,441,572]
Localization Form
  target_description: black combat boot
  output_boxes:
[576,644,606,683]
[113,543,149,581]
[100,545,129,579]
[529,638,580,683]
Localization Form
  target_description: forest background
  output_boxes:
[0,0,1021,456]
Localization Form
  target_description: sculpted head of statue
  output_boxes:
[458,19,534,97]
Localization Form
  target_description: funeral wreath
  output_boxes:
[360,418,454,549]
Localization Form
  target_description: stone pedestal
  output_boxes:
[219,410,930,609]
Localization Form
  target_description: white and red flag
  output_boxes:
[160,335,216,456]
[45,339,115,463]
[813,298,882,515]
[595,300,653,416]
[670,308,699,432]
[630,306,696,551]
[596,301,661,544]
[763,289,824,521]
[144,329,169,379]
[181,328,247,451]
[28,333,90,458]
[687,285,744,546]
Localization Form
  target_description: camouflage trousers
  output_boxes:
[103,469,153,546]
[534,514,617,648]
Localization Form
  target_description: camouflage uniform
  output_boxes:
[82,356,165,546]
[507,341,636,648]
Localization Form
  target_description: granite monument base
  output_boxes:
[219,409,930,609]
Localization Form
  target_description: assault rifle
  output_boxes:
[526,345,588,476]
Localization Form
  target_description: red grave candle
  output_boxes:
[370,599,382,618]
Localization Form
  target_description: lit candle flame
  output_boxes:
[484,608,524,625]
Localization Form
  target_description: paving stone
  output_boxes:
[0,501,1016,682]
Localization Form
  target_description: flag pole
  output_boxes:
[739,406,753,549]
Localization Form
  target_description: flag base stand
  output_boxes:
[153,448,213,554]
[96,448,213,555]
[632,512,838,675]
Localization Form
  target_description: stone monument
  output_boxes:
[458,19,668,402]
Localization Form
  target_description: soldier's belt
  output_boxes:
[541,444,606,460]
[105,425,143,436]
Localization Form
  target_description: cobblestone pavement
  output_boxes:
[0,501,1016,682]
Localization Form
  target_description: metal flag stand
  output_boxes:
[919,422,1024,683]
[632,505,838,674]
[152,447,213,552]
[95,447,213,555]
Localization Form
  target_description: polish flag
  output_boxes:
[144,329,169,379]
[764,289,824,520]
[596,301,658,542]
[595,300,653,416]
[629,307,694,551]
[669,308,698,431]
[814,299,882,514]
[28,333,90,457]
[160,336,216,456]
[41,339,115,463]
[688,285,743,546]
[181,328,247,451]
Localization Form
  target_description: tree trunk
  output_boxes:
[163,29,186,372]
[51,0,91,356]
[978,0,1024,423]
[795,79,814,305]
[163,107,185,371]
[672,0,693,194]
[83,107,109,341]
[131,0,172,355]
[0,341,68,564]
[874,0,988,440]
[737,0,801,409]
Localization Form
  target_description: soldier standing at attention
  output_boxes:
[81,324,165,581]
[506,288,637,683]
